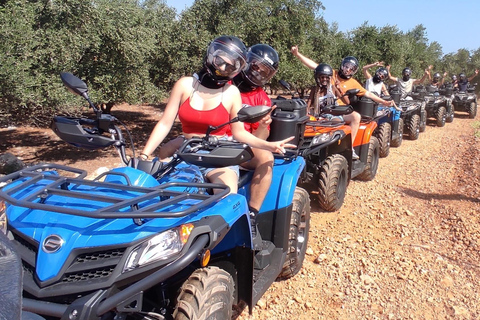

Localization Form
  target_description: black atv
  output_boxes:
[390,85,427,140]
[421,84,453,127]
[452,83,477,119]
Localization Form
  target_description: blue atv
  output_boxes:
[0,73,310,320]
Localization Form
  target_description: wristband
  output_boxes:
[140,153,149,160]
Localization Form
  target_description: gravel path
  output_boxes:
[238,111,480,320]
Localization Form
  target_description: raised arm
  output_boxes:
[467,69,479,82]
[362,61,383,79]
[413,67,430,85]
[386,65,398,82]
[291,45,318,70]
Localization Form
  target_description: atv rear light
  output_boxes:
[123,225,191,272]
[311,132,332,146]
[0,200,6,235]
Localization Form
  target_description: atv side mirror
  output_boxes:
[345,89,360,97]
[204,105,271,137]
[60,72,89,99]
[279,79,291,91]
[237,105,271,123]
[60,72,100,113]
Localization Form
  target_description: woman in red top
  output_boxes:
[141,36,294,194]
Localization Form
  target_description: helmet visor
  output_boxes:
[244,52,277,86]
[341,61,358,77]
[207,42,246,79]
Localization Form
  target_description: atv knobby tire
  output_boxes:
[435,106,446,127]
[356,136,379,181]
[419,108,427,133]
[468,101,477,119]
[446,102,454,123]
[278,187,310,280]
[406,114,420,140]
[317,154,349,212]
[376,122,391,158]
[390,118,404,148]
[174,267,234,320]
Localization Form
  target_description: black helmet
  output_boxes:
[242,44,279,87]
[373,67,388,84]
[314,63,333,87]
[459,73,466,82]
[204,35,247,85]
[432,72,441,83]
[402,67,412,81]
[339,56,359,79]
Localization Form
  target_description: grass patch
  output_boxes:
[473,121,480,138]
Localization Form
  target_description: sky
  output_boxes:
[164,0,480,55]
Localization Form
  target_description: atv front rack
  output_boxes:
[0,164,228,219]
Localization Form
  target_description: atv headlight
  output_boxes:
[0,200,6,235]
[311,132,333,146]
[406,104,418,112]
[123,223,194,272]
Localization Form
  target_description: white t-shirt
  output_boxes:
[396,78,415,99]
[365,78,383,96]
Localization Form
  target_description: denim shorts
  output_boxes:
[322,113,344,122]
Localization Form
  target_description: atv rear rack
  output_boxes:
[0,164,229,219]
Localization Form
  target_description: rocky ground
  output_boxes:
[1,103,479,320]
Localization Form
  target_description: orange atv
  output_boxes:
[269,88,379,212]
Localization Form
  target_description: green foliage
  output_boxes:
[0,0,479,126]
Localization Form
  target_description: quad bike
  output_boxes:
[376,89,403,148]
[269,82,379,212]
[438,84,455,123]
[0,73,310,320]
[451,83,477,119]
[420,84,453,127]
[391,85,427,140]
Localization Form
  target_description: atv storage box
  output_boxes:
[269,98,309,146]
[411,86,426,100]
[352,97,376,118]
[439,85,453,96]
[389,88,401,105]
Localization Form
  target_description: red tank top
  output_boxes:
[178,97,230,135]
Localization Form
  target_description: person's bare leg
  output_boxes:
[343,111,361,143]
[241,148,274,212]
[206,168,238,194]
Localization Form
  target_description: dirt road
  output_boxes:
[238,111,480,320]
[2,104,479,320]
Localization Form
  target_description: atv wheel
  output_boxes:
[435,106,446,127]
[468,101,477,119]
[278,187,310,280]
[174,267,234,320]
[406,114,420,140]
[419,108,427,132]
[356,136,380,181]
[390,118,403,148]
[317,154,349,212]
[446,102,454,123]
[376,122,391,158]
